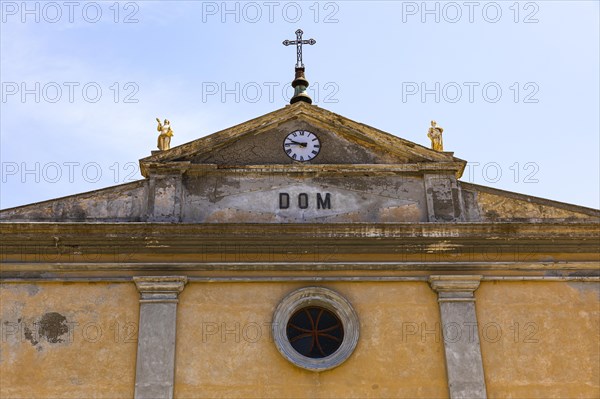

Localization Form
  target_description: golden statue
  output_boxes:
[156,118,174,151]
[427,120,444,151]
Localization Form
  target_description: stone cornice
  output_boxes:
[140,162,466,178]
[1,222,598,262]
[2,275,599,283]
[2,221,598,239]
[1,261,599,276]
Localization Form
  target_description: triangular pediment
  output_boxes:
[1,101,598,223]
[140,102,466,177]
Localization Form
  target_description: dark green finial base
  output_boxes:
[290,67,312,105]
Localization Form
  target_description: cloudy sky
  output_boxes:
[1,1,598,209]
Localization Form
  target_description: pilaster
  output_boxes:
[423,173,465,222]
[147,174,183,222]
[429,275,487,399]
[133,276,188,399]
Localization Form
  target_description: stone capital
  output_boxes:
[429,275,482,302]
[133,276,188,303]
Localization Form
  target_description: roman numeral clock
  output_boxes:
[283,130,321,162]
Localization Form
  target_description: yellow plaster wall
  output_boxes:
[0,283,139,399]
[174,282,448,398]
[477,281,600,398]
[3,280,597,399]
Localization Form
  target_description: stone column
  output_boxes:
[133,276,188,399]
[429,275,487,399]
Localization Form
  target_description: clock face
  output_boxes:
[283,130,321,162]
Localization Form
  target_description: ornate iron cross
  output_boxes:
[283,29,316,68]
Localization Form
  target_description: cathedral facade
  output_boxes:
[1,101,599,398]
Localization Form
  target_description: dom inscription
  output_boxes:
[279,193,331,210]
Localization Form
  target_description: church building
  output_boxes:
[1,31,599,399]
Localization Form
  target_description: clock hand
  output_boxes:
[288,140,308,147]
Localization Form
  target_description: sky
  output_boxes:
[1,0,599,210]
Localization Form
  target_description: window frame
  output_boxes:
[272,286,360,371]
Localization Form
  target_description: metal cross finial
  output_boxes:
[282,29,316,68]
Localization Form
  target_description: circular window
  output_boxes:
[272,287,359,371]
[287,306,344,358]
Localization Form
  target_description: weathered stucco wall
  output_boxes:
[477,281,600,398]
[0,283,139,398]
[1,280,599,398]
[461,183,598,222]
[0,180,148,222]
[174,282,448,398]
[181,175,428,223]
[191,119,416,165]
